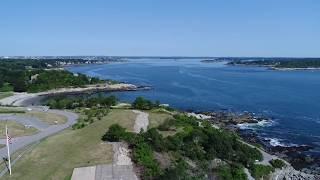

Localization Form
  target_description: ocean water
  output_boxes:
[67,58,320,154]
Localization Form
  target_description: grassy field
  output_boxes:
[0,92,13,100]
[2,109,137,180]
[25,111,68,125]
[0,121,38,138]
[148,111,173,128]
[0,107,25,114]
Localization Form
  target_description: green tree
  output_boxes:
[101,124,127,142]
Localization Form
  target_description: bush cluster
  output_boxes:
[102,113,264,179]
[102,124,161,178]
[47,95,117,109]
[132,97,160,110]
[217,164,247,180]
[250,164,274,179]
[269,159,286,169]
[72,107,109,129]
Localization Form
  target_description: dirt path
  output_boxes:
[244,168,255,180]
[132,110,149,133]
[112,142,133,166]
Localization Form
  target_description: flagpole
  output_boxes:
[6,125,12,175]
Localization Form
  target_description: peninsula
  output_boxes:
[226,58,320,70]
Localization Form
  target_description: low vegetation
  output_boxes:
[102,113,263,179]
[1,95,274,179]
[132,97,160,110]
[217,164,247,180]
[72,107,110,129]
[250,164,274,179]
[270,159,286,169]
[47,95,117,109]
[2,109,136,180]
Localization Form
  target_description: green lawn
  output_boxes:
[3,109,137,180]
[0,121,38,138]
[0,107,25,114]
[148,111,173,129]
[25,111,68,125]
[0,92,13,100]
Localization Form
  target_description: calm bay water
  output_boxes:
[67,58,320,154]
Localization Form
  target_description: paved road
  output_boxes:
[0,114,49,130]
[0,108,78,159]
[244,168,255,180]
[240,140,280,165]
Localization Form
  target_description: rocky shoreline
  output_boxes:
[189,110,320,176]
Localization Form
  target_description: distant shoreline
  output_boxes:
[270,67,320,71]
[0,83,150,106]
[225,58,320,71]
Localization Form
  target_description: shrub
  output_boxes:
[132,97,159,110]
[133,142,161,178]
[270,159,286,169]
[250,164,274,179]
[47,95,117,109]
[218,164,247,180]
[0,83,14,92]
[158,160,190,180]
[143,128,166,152]
[72,122,85,130]
[101,124,127,142]
[173,114,198,127]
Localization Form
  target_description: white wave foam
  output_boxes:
[237,119,273,130]
[264,137,298,147]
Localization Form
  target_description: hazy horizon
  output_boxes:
[1,0,319,57]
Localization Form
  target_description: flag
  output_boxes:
[7,134,12,144]
[6,128,12,144]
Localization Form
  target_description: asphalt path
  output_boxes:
[0,114,49,130]
[0,108,78,159]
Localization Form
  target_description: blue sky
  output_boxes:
[0,0,319,57]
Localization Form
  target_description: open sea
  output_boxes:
[67,58,320,155]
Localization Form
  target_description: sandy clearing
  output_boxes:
[132,110,149,133]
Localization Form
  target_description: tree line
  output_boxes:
[228,59,320,68]
[0,59,104,92]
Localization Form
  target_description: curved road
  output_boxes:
[0,108,78,158]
